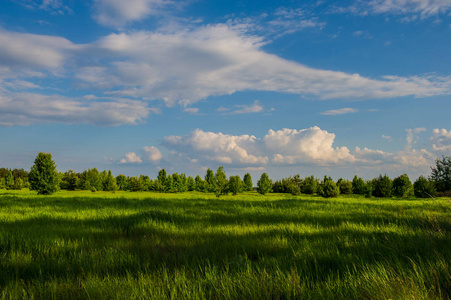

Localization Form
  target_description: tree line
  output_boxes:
[1,153,450,198]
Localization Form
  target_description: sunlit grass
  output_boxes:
[0,189,450,299]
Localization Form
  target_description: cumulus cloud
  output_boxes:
[431,128,451,153]
[119,152,142,164]
[0,93,150,126]
[92,0,170,27]
[163,129,269,166]
[143,146,162,162]
[321,107,358,115]
[263,127,356,165]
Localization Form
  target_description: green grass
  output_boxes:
[0,189,450,299]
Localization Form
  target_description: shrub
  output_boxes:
[392,174,413,197]
[413,176,436,198]
[352,175,366,195]
[372,174,392,198]
[337,179,353,195]
[319,176,340,198]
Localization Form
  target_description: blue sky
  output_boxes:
[1,0,451,181]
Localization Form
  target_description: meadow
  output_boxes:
[0,189,450,299]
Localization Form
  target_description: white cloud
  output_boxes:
[163,129,269,166]
[119,152,142,164]
[95,25,451,106]
[92,0,170,27]
[381,134,392,140]
[0,93,150,126]
[263,127,356,165]
[0,30,76,68]
[183,107,199,114]
[431,128,451,153]
[321,107,358,115]
[333,0,451,19]
[143,146,162,162]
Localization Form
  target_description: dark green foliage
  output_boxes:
[194,175,205,192]
[243,173,253,191]
[115,174,128,191]
[79,168,101,191]
[392,174,413,197]
[5,171,15,190]
[352,175,366,195]
[257,173,272,195]
[187,176,195,191]
[301,175,318,194]
[372,174,392,198]
[337,179,353,195]
[319,176,340,198]
[430,156,451,192]
[128,177,142,192]
[60,170,79,190]
[29,152,59,195]
[156,169,167,192]
[414,176,437,198]
[214,166,228,198]
[228,175,243,195]
[204,168,216,193]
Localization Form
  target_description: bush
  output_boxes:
[372,174,392,198]
[319,176,340,198]
[352,175,366,195]
[337,179,353,195]
[392,174,413,197]
[413,176,436,198]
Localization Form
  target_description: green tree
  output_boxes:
[60,170,79,191]
[430,156,451,192]
[128,177,142,192]
[29,152,59,195]
[337,179,353,195]
[194,175,205,192]
[5,171,15,190]
[116,174,128,191]
[104,170,118,191]
[319,176,340,198]
[187,176,195,191]
[214,166,228,198]
[204,168,216,193]
[352,175,366,195]
[243,173,253,191]
[257,173,272,195]
[372,174,392,198]
[414,176,436,198]
[301,175,318,194]
[229,175,243,195]
[392,174,413,197]
[156,169,167,192]
[12,178,23,190]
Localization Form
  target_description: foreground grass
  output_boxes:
[0,189,450,299]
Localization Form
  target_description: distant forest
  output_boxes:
[1,156,450,198]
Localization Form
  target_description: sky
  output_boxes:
[0,0,451,181]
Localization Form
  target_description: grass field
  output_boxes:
[0,189,450,299]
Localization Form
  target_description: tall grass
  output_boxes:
[0,189,450,299]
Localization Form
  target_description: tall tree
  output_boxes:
[243,173,253,191]
[257,173,272,195]
[229,175,243,195]
[29,152,59,195]
[431,156,451,192]
[204,168,216,193]
[214,166,228,198]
